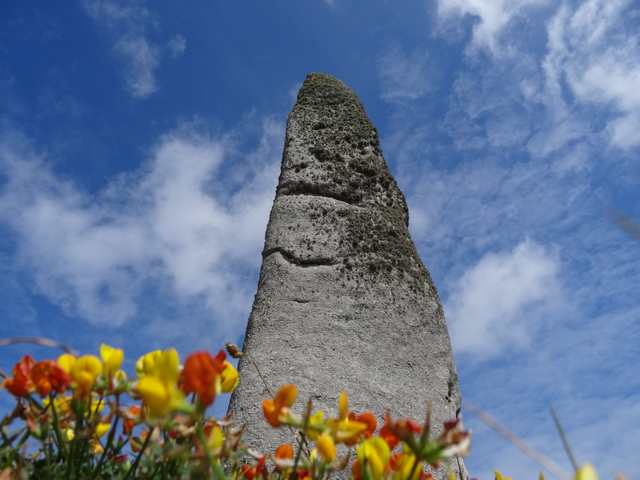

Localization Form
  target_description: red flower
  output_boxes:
[241,456,266,480]
[30,360,70,397]
[351,459,362,480]
[3,355,35,397]
[389,452,401,470]
[180,350,227,407]
[349,411,377,438]
[380,414,422,449]
[296,469,311,480]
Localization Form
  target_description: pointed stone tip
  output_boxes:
[303,72,342,85]
[295,72,358,107]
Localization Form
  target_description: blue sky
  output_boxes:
[1,1,639,478]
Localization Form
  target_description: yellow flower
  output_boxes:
[207,425,225,456]
[57,353,77,374]
[495,471,512,480]
[329,416,368,445]
[113,369,128,391]
[326,391,367,445]
[136,376,171,417]
[64,428,75,441]
[220,361,239,393]
[134,349,183,418]
[44,395,72,416]
[136,349,180,383]
[70,355,102,395]
[316,433,336,462]
[136,350,163,378]
[338,391,349,419]
[357,437,390,480]
[90,395,105,415]
[91,440,104,454]
[575,465,598,480]
[306,410,326,440]
[391,452,422,480]
[96,422,111,437]
[100,343,124,377]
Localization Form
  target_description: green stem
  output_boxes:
[93,412,120,476]
[1,425,27,449]
[49,394,67,460]
[211,459,227,480]
[197,423,215,477]
[408,402,431,479]
[407,456,420,480]
[292,399,312,480]
[125,427,153,480]
[16,428,30,450]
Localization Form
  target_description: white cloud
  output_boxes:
[437,0,550,54]
[0,120,282,333]
[377,46,431,102]
[83,0,184,98]
[446,240,562,356]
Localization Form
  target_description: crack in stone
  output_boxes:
[262,247,339,268]
[277,182,362,208]
[290,298,311,304]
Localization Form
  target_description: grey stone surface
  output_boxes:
[228,73,466,479]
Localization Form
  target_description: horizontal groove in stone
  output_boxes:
[277,181,361,207]
[262,247,339,268]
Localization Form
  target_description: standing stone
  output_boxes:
[228,73,465,478]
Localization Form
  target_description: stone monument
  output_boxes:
[228,73,465,478]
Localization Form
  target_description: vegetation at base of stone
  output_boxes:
[0,341,609,480]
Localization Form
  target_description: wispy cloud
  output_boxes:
[436,0,640,152]
[436,0,551,54]
[376,1,640,476]
[83,0,185,98]
[112,34,159,98]
[543,0,640,149]
[0,119,282,338]
[167,34,187,58]
[377,45,431,102]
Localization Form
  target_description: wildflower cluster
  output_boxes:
[0,344,238,478]
[0,342,607,479]
[259,384,470,480]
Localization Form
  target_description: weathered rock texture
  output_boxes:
[228,73,465,478]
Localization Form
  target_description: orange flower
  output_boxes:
[30,360,70,397]
[275,443,294,460]
[262,384,297,427]
[123,405,141,435]
[180,350,227,407]
[274,443,294,469]
[3,355,35,397]
[380,414,399,449]
[350,411,377,438]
